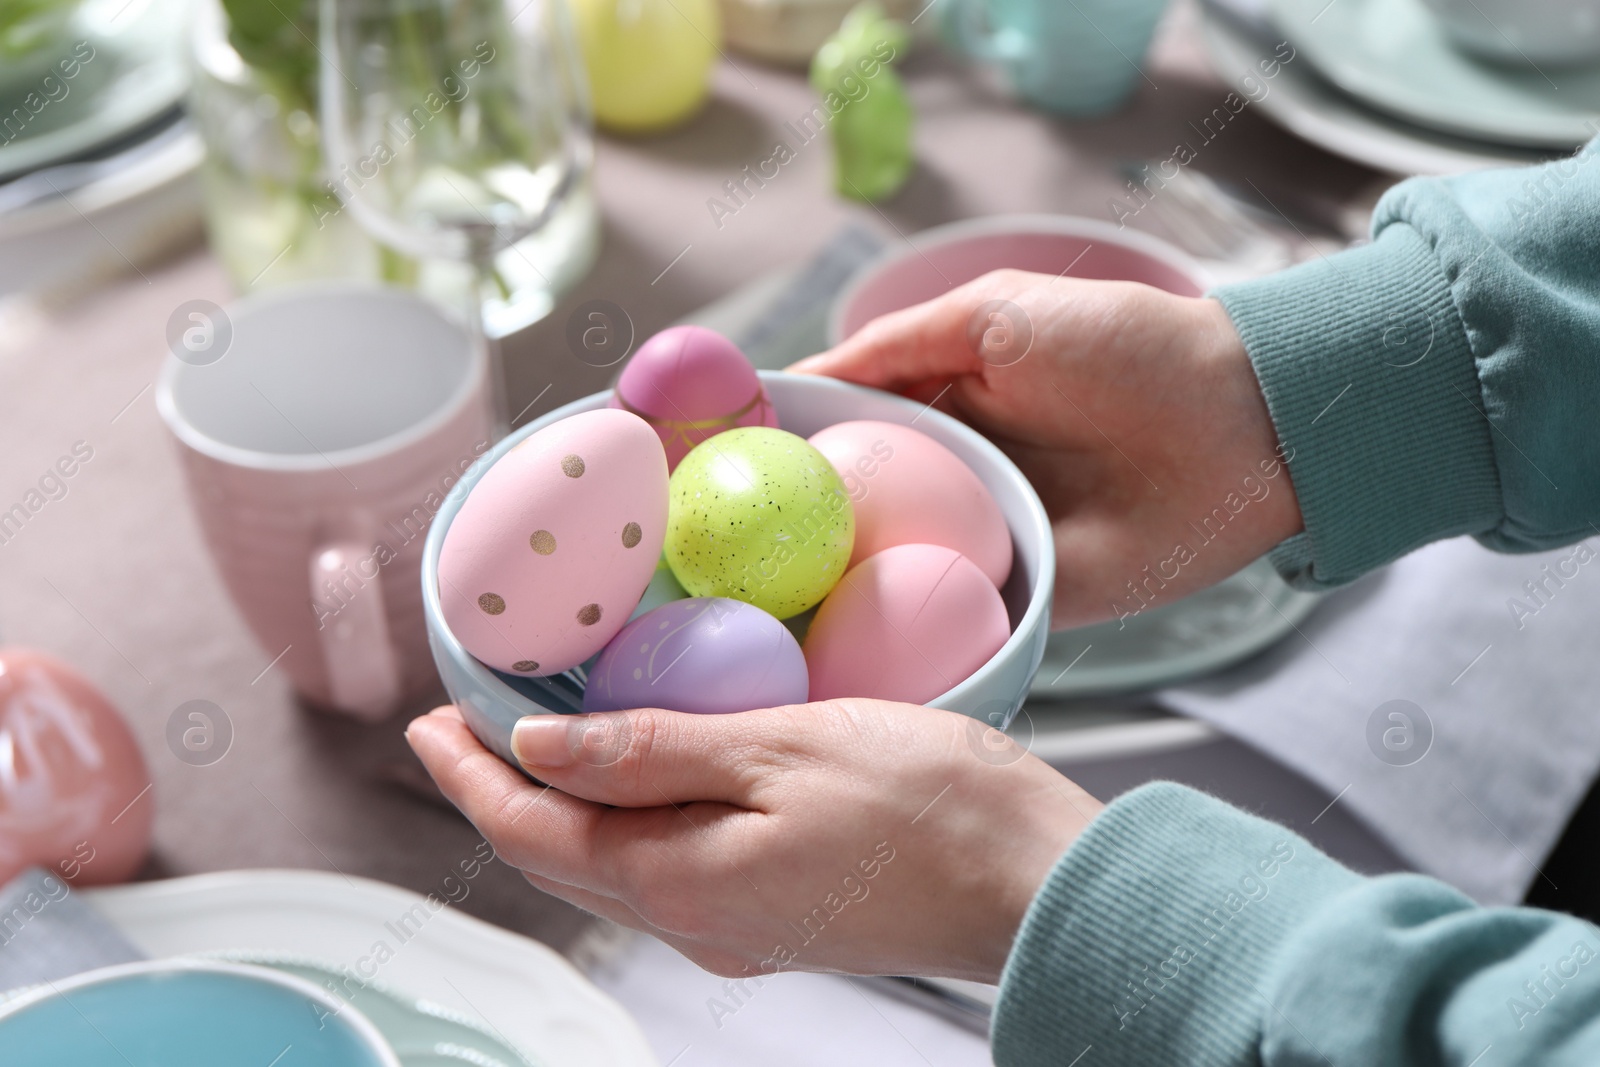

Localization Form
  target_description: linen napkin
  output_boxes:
[1162,534,1600,905]
[735,223,885,370]
[0,867,143,992]
[588,929,992,1067]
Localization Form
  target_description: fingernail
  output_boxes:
[511,716,575,769]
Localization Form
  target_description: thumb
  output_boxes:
[509,707,781,809]
[790,268,1059,390]
[789,280,994,390]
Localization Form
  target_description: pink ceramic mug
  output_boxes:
[829,213,1208,344]
[157,283,492,720]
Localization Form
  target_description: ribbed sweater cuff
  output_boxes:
[1213,226,1502,589]
[992,783,1361,1067]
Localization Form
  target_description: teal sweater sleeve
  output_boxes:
[993,783,1600,1066]
[1213,138,1600,589]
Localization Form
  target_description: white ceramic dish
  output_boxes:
[0,108,201,302]
[1270,0,1600,149]
[82,869,658,1067]
[1200,8,1551,174]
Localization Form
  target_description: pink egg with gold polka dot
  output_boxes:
[610,325,779,470]
[437,408,669,676]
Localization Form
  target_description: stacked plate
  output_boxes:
[0,869,657,1066]
[0,0,202,294]
[1198,0,1599,174]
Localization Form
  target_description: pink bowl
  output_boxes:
[829,215,1209,344]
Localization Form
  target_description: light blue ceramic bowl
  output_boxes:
[942,0,1168,116]
[0,959,399,1066]
[421,371,1055,767]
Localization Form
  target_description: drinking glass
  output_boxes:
[318,0,594,434]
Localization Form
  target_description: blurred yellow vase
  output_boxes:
[572,0,721,133]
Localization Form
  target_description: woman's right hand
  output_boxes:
[791,269,1303,628]
[407,698,1101,984]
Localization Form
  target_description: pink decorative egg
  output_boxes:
[0,648,153,886]
[808,420,1013,588]
[804,544,1010,704]
[610,325,778,470]
[438,409,669,676]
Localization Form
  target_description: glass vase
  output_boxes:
[187,0,598,332]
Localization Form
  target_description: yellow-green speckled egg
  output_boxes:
[665,427,854,619]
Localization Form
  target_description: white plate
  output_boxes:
[1270,0,1600,149]
[0,0,192,180]
[0,121,201,296]
[83,869,658,1067]
[1201,8,1553,174]
[1031,557,1322,698]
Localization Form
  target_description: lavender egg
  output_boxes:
[583,597,807,714]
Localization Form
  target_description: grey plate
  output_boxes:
[1271,0,1600,150]
[1032,557,1321,698]
[1201,3,1552,174]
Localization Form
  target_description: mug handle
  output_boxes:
[942,0,1033,68]
[310,542,401,721]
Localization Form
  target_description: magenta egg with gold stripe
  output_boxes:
[610,325,778,470]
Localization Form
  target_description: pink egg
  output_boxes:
[610,325,779,470]
[804,544,1010,704]
[808,420,1013,588]
[438,409,669,676]
[0,648,153,886]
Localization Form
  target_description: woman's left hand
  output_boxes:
[406,701,1101,983]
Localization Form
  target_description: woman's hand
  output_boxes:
[405,701,1100,983]
[792,270,1302,628]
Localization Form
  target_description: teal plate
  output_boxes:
[1270,0,1600,149]
[0,961,396,1066]
[199,951,543,1067]
[1031,557,1322,698]
[0,0,191,180]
